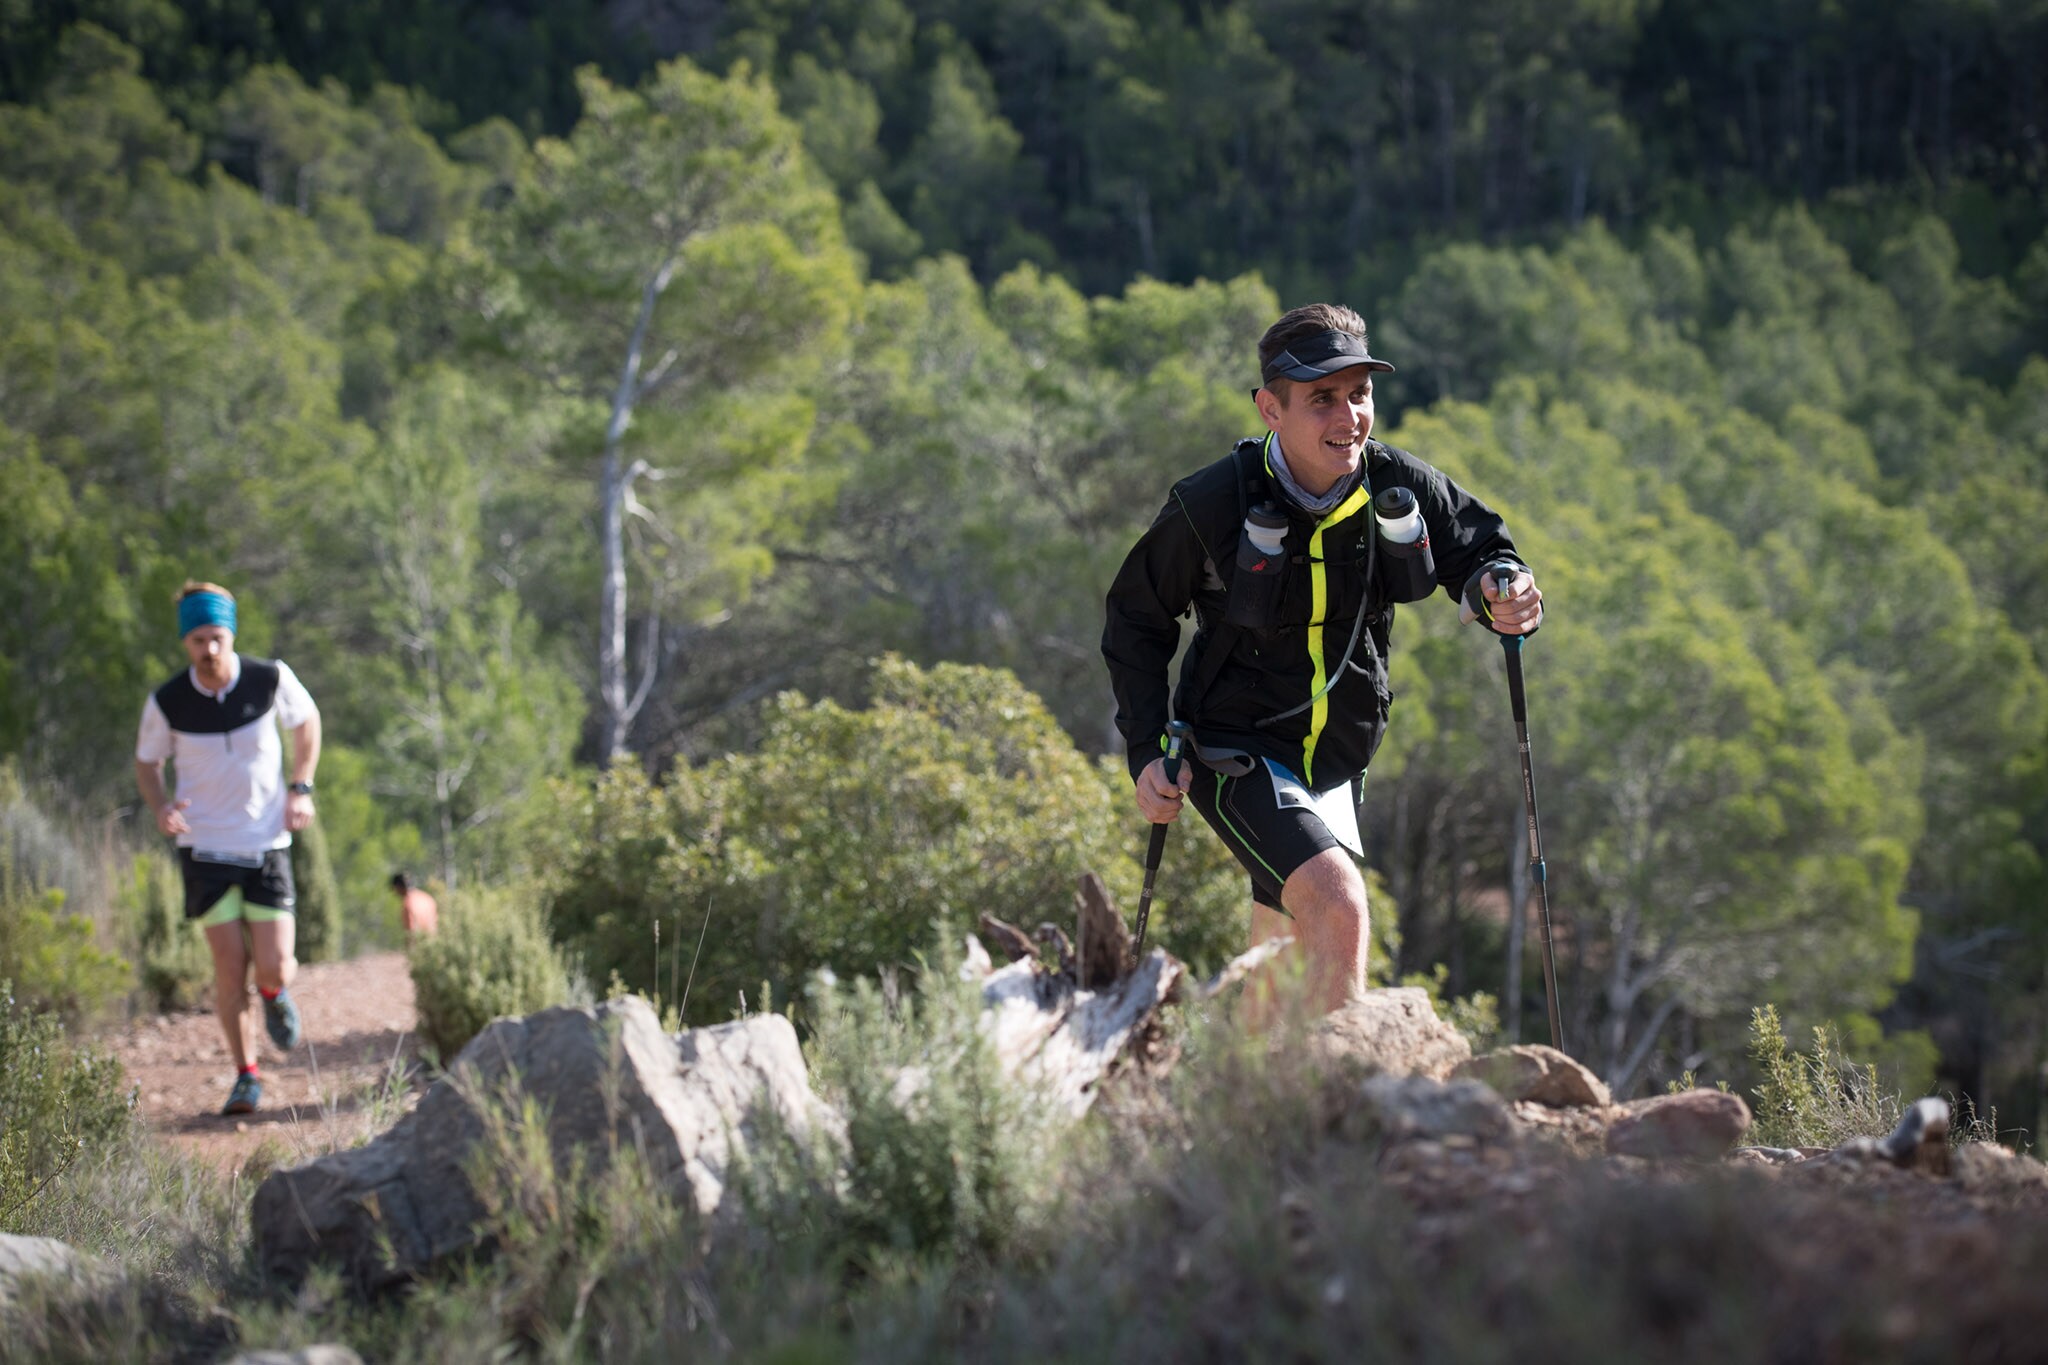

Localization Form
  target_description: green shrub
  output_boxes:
[0,763,95,906]
[314,743,430,952]
[1747,1003,1905,1149]
[0,983,134,1230]
[1400,961,1502,1052]
[545,657,1246,1028]
[0,841,130,1026]
[289,817,344,963]
[409,886,574,1058]
[121,849,211,1012]
[737,941,1060,1281]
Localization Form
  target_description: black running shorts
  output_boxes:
[178,848,297,921]
[1182,756,1353,909]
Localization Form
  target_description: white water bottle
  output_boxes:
[1372,486,1436,602]
[1373,486,1426,545]
[1223,503,1292,628]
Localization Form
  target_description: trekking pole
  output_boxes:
[1133,719,1193,953]
[1489,565,1565,1053]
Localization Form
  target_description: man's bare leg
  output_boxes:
[1241,900,1294,1032]
[204,921,255,1070]
[1278,848,1369,1015]
[248,916,298,997]
[1239,850,1367,1026]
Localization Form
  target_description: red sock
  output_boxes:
[239,1063,260,1079]
[258,987,280,1001]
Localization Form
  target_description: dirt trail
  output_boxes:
[105,950,422,1172]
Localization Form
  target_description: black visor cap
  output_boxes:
[1260,329,1396,385]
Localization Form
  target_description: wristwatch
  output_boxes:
[288,781,316,796]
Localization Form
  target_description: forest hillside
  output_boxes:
[2,0,2045,1193]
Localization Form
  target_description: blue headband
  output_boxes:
[177,592,237,639]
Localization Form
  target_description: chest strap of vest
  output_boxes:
[1182,440,1385,733]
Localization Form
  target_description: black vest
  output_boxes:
[153,658,282,734]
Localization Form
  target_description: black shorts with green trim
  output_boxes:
[179,848,297,921]
[1183,756,1345,909]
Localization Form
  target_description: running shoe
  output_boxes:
[222,1072,262,1115]
[263,988,302,1051]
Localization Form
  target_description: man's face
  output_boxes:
[1257,367,1376,484]
[182,625,234,674]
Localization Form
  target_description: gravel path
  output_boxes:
[105,950,422,1171]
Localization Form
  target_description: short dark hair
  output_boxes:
[1258,303,1370,405]
[390,871,413,893]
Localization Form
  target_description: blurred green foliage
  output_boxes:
[1746,1004,1907,1151]
[408,886,575,1059]
[120,849,210,1012]
[543,657,1246,1027]
[0,18,2042,1122]
[781,934,1055,1269]
[0,984,132,1231]
[289,815,342,964]
[0,769,131,1025]
[0,878,131,1029]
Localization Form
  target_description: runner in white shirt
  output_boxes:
[135,581,322,1116]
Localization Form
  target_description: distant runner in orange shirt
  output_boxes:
[390,871,439,941]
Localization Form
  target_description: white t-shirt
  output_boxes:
[136,654,318,854]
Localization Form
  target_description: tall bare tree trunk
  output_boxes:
[1131,182,1157,277]
[599,258,678,759]
[600,434,629,757]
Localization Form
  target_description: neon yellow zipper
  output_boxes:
[1304,480,1372,786]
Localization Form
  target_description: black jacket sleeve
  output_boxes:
[1103,490,1209,781]
[1412,460,1524,603]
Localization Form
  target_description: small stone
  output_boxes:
[1605,1089,1751,1161]
[1951,1142,2048,1194]
[0,1234,117,1313]
[1452,1045,1611,1108]
[1359,1073,1512,1143]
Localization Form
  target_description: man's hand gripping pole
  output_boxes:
[1133,720,1193,952]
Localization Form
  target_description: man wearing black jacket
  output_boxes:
[1102,303,1542,1016]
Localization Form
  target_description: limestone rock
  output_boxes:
[252,997,827,1292]
[1305,988,1473,1080]
[1510,1098,1613,1158]
[1605,1089,1752,1161]
[1951,1141,2048,1195]
[0,1234,114,1315]
[1358,1074,1513,1144]
[1453,1045,1611,1108]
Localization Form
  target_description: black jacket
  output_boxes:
[1103,436,1523,790]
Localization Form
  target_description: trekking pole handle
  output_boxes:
[1162,719,1193,794]
[1501,632,1528,722]
[1135,721,1194,953]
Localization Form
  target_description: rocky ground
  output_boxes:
[102,952,422,1171]
[21,920,2042,1361]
